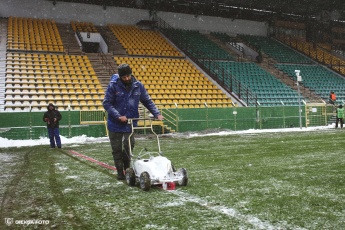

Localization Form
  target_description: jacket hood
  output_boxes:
[110,74,119,82]
[47,103,55,110]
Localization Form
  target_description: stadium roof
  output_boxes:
[52,0,345,22]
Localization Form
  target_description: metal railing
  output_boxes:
[98,48,116,76]
[153,15,258,107]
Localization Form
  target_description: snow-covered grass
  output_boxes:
[1,126,345,229]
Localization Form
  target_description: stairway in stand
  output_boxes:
[96,25,127,56]
[86,53,117,89]
[56,23,84,56]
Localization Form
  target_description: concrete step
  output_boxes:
[56,23,84,55]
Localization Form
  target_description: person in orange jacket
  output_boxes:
[329,91,336,105]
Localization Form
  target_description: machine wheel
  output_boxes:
[125,168,136,186]
[139,171,151,191]
[177,168,188,186]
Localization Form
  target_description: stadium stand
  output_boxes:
[107,23,234,108]
[3,15,344,112]
[71,21,98,33]
[7,17,64,52]
[5,52,104,111]
[239,35,313,64]
[108,24,183,57]
[157,27,308,106]
[210,32,233,43]
[275,64,345,103]
[204,61,304,106]
[275,35,345,75]
[114,56,233,108]
[162,28,236,61]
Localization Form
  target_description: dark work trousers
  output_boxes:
[109,131,135,175]
[336,117,344,128]
[48,127,61,148]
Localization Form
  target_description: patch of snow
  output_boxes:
[0,126,334,148]
[55,163,68,172]
[186,125,334,138]
[63,188,73,193]
[0,135,109,148]
[0,153,18,162]
[156,200,186,208]
[66,175,79,180]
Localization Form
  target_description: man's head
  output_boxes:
[118,64,132,85]
[339,105,343,109]
[48,103,55,110]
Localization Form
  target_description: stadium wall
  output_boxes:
[0,106,312,140]
[167,106,306,132]
[0,110,107,140]
[0,0,267,36]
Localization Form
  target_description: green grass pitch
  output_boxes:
[1,129,345,229]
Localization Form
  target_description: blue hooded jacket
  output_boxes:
[103,74,161,132]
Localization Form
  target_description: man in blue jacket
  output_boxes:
[103,63,163,180]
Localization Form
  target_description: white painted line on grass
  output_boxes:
[170,190,306,230]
